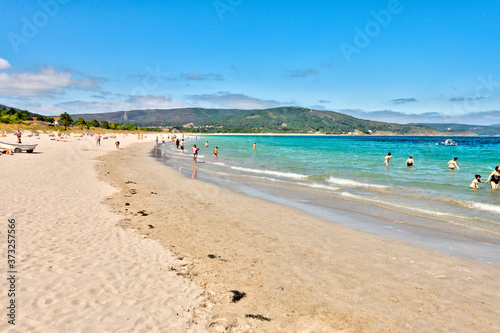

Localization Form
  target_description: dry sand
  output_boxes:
[1,133,499,332]
[99,142,500,332]
[0,133,207,333]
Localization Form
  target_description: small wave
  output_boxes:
[211,162,229,166]
[340,191,361,198]
[230,166,308,180]
[298,182,341,191]
[327,177,389,189]
[339,192,453,217]
[465,202,500,214]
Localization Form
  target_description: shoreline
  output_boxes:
[99,141,500,332]
[155,137,500,265]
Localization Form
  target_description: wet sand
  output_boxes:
[99,142,500,332]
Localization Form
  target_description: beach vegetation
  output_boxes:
[0,107,32,124]
[59,112,73,130]
[99,120,109,129]
[74,117,87,130]
[87,119,100,127]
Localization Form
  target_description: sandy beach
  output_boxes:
[0,133,208,333]
[1,133,500,332]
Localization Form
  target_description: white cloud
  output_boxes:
[47,94,187,115]
[0,58,11,70]
[337,109,500,125]
[286,69,317,78]
[0,67,101,97]
[125,94,186,108]
[187,92,282,109]
[181,71,224,81]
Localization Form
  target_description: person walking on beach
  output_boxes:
[470,174,485,189]
[96,135,101,146]
[384,152,392,166]
[447,157,460,170]
[16,130,22,143]
[191,144,199,163]
[406,155,414,167]
[485,165,500,189]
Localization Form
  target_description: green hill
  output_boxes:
[72,107,458,135]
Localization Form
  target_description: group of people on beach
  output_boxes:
[189,142,218,163]
[384,152,499,189]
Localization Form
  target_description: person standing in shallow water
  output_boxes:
[406,155,414,167]
[384,152,392,166]
[485,165,500,189]
[253,143,256,150]
[447,157,460,170]
[191,144,199,163]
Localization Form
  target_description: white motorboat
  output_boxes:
[442,139,457,146]
[0,141,38,153]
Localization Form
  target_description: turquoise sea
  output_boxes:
[156,135,500,264]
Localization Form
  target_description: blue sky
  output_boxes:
[1,0,499,124]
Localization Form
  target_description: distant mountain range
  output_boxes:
[71,107,477,135]
[4,102,500,135]
[411,123,500,136]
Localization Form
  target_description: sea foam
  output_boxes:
[327,177,389,189]
[230,166,308,180]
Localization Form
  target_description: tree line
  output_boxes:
[1,108,160,132]
[60,112,160,132]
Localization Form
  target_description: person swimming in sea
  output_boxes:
[447,157,460,170]
[406,155,414,167]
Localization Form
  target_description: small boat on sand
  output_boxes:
[442,139,457,146]
[0,141,38,153]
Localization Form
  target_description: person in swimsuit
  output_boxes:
[447,157,459,170]
[486,165,500,189]
[384,152,392,166]
[470,174,485,189]
[214,147,218,157]
[191,144,199,163]
[406,155,414,167]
